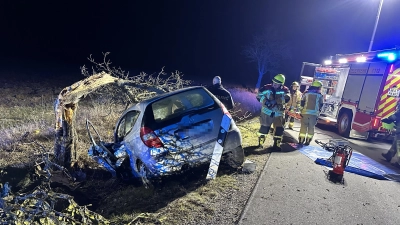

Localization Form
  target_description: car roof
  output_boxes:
[126,86,207,111]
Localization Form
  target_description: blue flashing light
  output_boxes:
[377,52,398,62]
[388,54,396,61]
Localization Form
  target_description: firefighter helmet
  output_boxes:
[292,81,299,87]
[311,80,323,88]
[272,74,285,84]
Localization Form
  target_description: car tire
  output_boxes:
[137,160,152,188]
[225,145,245,169]
[338,111,351,138]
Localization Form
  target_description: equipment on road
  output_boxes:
[316,139,353,183]
[298,48,400,140]
[285,110,302,120]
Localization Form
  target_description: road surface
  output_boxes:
[239,120,400,225]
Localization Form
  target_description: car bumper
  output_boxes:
[223,122,242,153]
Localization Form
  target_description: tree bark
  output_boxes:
[54,72,119,166]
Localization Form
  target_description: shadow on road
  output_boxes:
[244,132,299,156]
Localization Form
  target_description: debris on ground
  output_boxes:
[242,159,256,173]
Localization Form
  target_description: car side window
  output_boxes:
[186,93,205,107]
[152,98,172,121]
[116,110,140,142]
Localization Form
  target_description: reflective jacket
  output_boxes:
[384,104,400,134]
[300,89,323,115]
[286,89,302,112]
[257,84,290,117]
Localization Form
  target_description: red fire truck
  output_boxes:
[299,48,400,139]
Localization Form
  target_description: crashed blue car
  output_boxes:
[87,86,244,185]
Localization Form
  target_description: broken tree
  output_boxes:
[53,72,166,167]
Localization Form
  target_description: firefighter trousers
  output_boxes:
[384,134,400,162]
[258,113,285,147]
[285,113,295,129]
[299,114,318,144]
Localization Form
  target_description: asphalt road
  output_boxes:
[239,121,400,225]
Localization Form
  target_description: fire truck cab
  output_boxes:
[302,48,400,139]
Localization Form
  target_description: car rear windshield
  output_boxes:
[143,88,218,129]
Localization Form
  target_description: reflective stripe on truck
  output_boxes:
[377,68,400,119]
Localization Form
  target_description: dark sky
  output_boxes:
[1,0,399,86]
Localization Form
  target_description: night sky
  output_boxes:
[1,0,399,86]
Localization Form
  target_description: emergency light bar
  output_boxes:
[377,52,397,62]
[356,56,366,62]
[323,48,400,65]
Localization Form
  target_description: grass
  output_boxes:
[0,76,268,225]
[228,87,261,119]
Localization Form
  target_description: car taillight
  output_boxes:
[220,103,231,117]
[140,127,163,148]
[371,117,381,129]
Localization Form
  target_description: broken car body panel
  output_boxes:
[87,86,243,180]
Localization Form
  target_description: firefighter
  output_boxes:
[257,74,290,149]
[298,80,324,145]
[381,103,400,165]
[285,81,302,130]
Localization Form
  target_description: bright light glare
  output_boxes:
[324,60,332,65]
[388,53,396,61]
[377,52,397,62]
[356,56,366,62]
[338,58,348,64]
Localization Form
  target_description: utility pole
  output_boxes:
[368,0,384,52]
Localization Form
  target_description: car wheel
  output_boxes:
[225,145,245,169]
[338,111,351,138]
[137,161,152,188]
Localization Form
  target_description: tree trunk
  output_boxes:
[54,104,77,167]
[54,72,119,167]
[255,73,264,90]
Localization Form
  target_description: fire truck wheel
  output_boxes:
[338,111,351,137]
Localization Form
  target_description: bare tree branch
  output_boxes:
[243,28,291,89]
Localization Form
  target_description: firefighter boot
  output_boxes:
[258,135,266,147]
[304,137,312,146]
[382,151,394,162]
[298,136,305,145]
[272,138,282,151]
[288,122,294,130]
